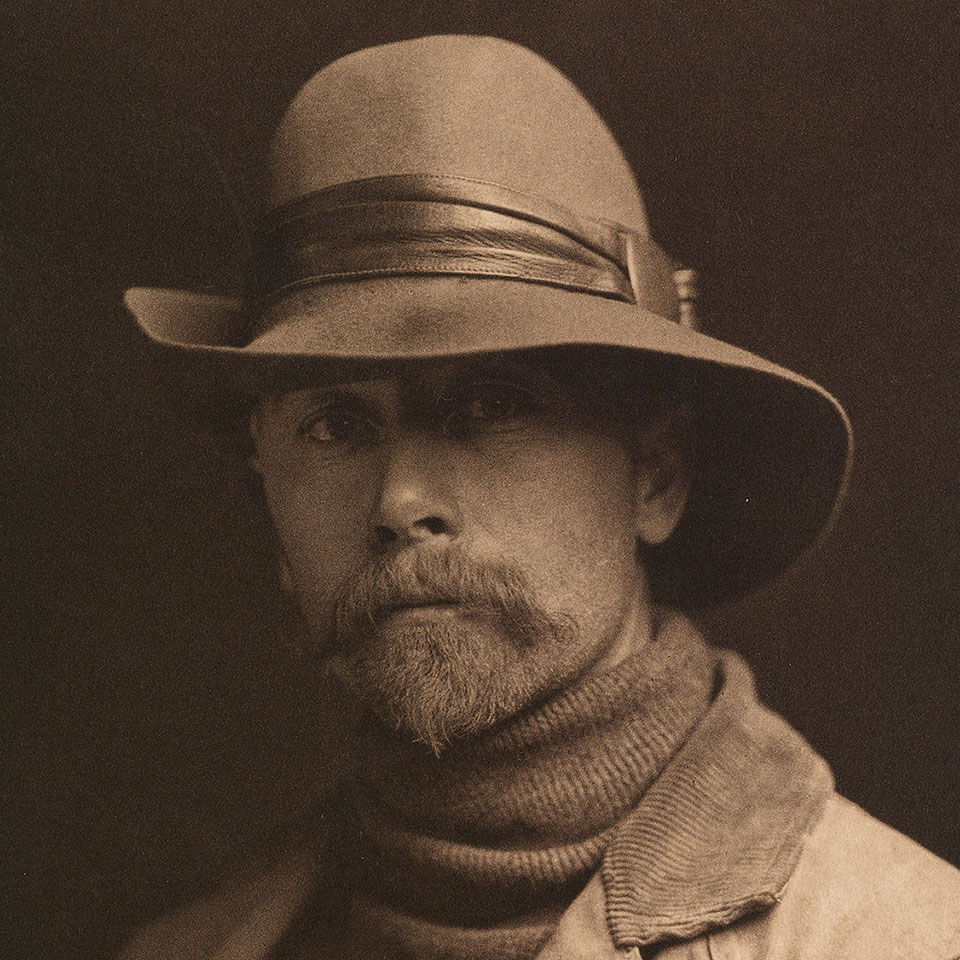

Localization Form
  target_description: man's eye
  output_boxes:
[298,403,379,445]
[447,382,539,433]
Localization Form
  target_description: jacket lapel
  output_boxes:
[601,650,833,951]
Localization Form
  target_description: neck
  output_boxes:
[594,587,653,673]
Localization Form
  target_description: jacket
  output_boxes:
[120,654,960,959]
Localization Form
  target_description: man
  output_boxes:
[120,35,960,960]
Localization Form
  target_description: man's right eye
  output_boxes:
[297,401,380,446]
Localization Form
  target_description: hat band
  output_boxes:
[249,174,679,317]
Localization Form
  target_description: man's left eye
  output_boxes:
[447,382,539,432]
[297,398,381,446]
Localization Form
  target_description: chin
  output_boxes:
[327,613,546,753]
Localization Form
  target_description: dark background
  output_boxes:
[4,1,958,957]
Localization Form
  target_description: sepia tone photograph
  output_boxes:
[5,2,959,958]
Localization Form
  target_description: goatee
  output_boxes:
[322,547,578,754]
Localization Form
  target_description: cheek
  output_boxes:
[468,437,640,626]
[260,463,372,613]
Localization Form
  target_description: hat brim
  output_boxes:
[124,277,853,609]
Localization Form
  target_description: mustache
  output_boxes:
[329,547,563,652]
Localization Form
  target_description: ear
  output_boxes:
[634,405,693,546]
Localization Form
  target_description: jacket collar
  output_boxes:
[601,648,833,949]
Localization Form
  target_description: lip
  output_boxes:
[379,601,462,619]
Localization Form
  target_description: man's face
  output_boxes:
[250,353,679,752]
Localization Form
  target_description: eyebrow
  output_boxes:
[261,379,389,420]
[274,357,569,415]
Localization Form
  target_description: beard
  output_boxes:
[318,547,580,754]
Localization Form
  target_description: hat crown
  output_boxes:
[269,35,650,234]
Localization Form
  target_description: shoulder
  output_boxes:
[117,841,324,960]
[703,793,960,960]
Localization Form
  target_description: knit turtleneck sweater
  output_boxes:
[307,610,718,960]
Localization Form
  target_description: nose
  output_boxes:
[372,432,463,549]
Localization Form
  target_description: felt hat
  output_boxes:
[124,34,853,608]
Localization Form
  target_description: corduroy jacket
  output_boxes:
[119,793,960,959]
[120,654,960,960]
